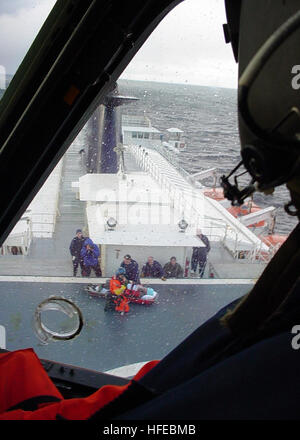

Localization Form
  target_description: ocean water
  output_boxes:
[118,79,298,236]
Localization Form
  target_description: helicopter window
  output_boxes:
[0,0,297,375]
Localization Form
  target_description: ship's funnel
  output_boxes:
[86,84,138,174]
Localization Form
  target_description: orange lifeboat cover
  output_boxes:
[261,235,287,247]
[203,188,224,201]
[227,203,265,228]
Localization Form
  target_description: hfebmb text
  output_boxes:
[147,425,196,435]
[103,424,196,437]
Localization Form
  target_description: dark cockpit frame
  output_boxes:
[0,0,240,400]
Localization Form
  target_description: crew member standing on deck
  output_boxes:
[80,238,102,277]
[191,230,211,278]
[121,254,140,283]
[69,229,85,277]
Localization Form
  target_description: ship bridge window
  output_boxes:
[138,132,143,139]
[144,133,150,139]
[132,132,137,138]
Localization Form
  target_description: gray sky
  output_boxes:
[0,0,56,76]
[0,0,238,88]
[122,0,238,88]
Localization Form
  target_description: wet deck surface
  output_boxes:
[0,281,251,373]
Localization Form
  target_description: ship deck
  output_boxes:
[0,278,252,374]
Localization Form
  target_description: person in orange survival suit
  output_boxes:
[105,267,130,313]
[114,291,130,314]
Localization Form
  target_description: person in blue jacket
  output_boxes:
[80,238,102,277]
[120,254,140,283]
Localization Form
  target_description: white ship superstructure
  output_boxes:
[69,114,280,279]
[0,112,283,280]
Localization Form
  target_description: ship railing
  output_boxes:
[188,168,217,187]
[190,216,275,264]
[152,143,182,171]
[26,212,59,238]
[189,220,270,262]
[122,115,151,127]
[192,211,272,263]
[253,235,282,263]
[135,145,188,187]
[222,223,279,263]
[1,216,32,255]
[130,144,272,263]
[172,198,266,263]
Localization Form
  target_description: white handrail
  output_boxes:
[128,144,274,263]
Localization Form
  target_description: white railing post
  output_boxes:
[223,224,228,245]
[234,231,238,259]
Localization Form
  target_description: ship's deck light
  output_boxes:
[107,217,117,230]
[178,219,188,232]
